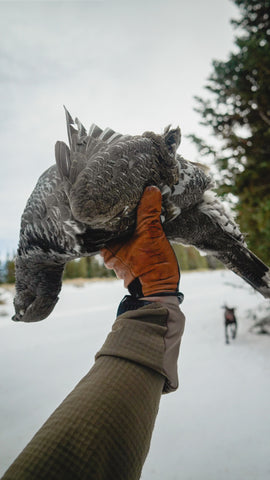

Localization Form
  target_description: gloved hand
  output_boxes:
[101,186,185,393]
[100,186,179,297]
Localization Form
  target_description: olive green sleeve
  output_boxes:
[1,302,185,480]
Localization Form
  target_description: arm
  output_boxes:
[2,187,185,480]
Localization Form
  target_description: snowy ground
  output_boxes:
[0,270,269,479]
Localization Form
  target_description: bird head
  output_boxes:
[142,126,181,187]
[12,254,65,323]
[143,125,181,159]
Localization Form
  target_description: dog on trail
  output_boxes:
[223,306,237,344]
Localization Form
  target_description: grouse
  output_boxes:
[12,108,270,322]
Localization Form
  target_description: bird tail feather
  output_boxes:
[217,243,270,299]
[55,141,71,180]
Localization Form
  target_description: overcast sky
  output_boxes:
[0,0,239,256]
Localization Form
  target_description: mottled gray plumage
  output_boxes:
[13,108,270,322]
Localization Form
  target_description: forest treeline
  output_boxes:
[190,0,270,264]
[0,246,222,284]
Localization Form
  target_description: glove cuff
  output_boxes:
[117,295,153,316]
[127,277,143,298]
[127,277,184,304]
[117,291,184,316]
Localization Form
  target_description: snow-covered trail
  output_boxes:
[0,271,269,479]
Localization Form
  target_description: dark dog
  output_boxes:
[223,306,237,344]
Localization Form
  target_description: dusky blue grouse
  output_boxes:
[12,108,270,322]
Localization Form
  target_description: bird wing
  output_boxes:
[171,156,214,210]
[164,198,270,299]
[18,164,87,258]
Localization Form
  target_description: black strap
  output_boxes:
[117,291,184,316]
[117,295,153,316]
[127,277,184,304]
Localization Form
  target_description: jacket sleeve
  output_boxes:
[1,301,185,480]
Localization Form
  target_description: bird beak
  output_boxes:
[12,312,24,322]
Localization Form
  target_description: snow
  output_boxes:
[0,271,269,479]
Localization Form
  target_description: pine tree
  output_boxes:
[190,0,270,264]
[76,258,88,278]
[173,244,209,271]
[63,260,79,279]
[87,256,102,278]
[5,254,15,284]
[0,259,4,284]
[63,256,116,280]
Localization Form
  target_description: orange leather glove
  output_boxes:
[100,186,180,297]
